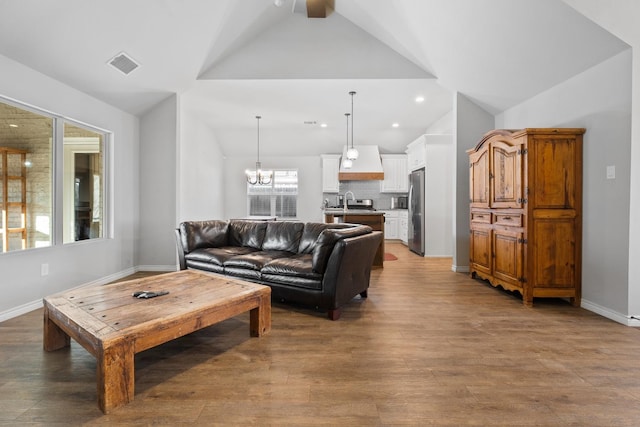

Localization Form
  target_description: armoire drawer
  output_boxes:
[471,212,491,224]
[493,213,522,226]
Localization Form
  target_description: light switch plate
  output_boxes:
[606,165,616,180]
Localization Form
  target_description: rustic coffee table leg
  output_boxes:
[43,305,70,351]
[97,339,135,414]
[249,292,271,337]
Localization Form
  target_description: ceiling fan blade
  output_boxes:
[306,0,326,18]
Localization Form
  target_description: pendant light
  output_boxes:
[345,91,359,161]
[342,112,352,169]
[245,115,272,185]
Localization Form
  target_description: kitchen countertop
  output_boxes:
[323,209,384,216]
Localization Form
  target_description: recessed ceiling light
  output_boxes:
[9,124,18,128]
[392,123,400,128]
[415,96,425,103]
[320,123,327,128]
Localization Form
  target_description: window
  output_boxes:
[63,123,104,243]
[0,96,109,253]
[247,170,298,218]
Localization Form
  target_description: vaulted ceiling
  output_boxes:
[0,0,628,156]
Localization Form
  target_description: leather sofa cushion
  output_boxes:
[311,226,372,274]
[185,259,224,274]
[224,250,293,271]
[298,222,352,254]
[228,220,268,249]
[223,267,261,281]
[179,220,229,253]
[261,253,320,279]
[262,221,304,252]
[260,273,322,291]
[185,246,257,266]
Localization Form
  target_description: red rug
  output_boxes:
[384,253,398,261]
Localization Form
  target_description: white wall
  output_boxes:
[496,49,632,320]
[426,110,454,135]
[424,136,453,257]
[223,156,323,222]
[138,95,178,270]
[423,112,454,257]
[563,0,640,324]
[452,93,495,272]
[0,54,140,321]
[177,108,226,222]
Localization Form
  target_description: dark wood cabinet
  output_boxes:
[467,128,584,306]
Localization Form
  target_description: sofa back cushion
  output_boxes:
[228,220,268,249]
[179,220,229,254]
[262,221,304,252]
[311,225,372,274]
[298,222,352,254]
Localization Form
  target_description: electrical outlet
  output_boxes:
[41,263,49,276]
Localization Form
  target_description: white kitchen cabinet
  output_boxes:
[382,210,399,240]
[321,154,340,193]
[406,137,426,171]
[380,154,408,193]
[398,210,408,244]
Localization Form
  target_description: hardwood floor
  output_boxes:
[1,242,640,425]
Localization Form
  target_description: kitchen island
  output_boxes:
[323,210,384,268]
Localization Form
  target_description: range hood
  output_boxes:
[338,145,385,181]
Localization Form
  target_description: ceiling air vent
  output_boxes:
[108,52,140,75]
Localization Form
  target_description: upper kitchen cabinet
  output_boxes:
[321,154,340,193]
[380,154,408,193]
[406,138,426,171]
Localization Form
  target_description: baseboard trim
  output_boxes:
[0,300,44,323]
[452,264,470,273]
[0,265,175,323]
[137,264,178,272]
[581,299,640,327]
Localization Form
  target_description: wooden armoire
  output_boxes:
[467,128,585,306]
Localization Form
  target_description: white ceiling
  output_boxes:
[0,0,629,157]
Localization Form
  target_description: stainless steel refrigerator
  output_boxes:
[408,168,425,256]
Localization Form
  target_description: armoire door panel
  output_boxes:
[530,137,577,209]
[492,228,523,285]
[469,149,489,208]
[470,227,492,275]
[490,140,522,209]
[532,219,577,288]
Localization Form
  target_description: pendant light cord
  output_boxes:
[256,115,261,164]
[349,91,355,150]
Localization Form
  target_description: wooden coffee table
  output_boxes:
[43,270,271,414]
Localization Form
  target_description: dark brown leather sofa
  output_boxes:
[175,219,383,320]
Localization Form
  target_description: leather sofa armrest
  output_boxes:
[311,225,372,273]
[175,228,186,270]
[321,230,383,308]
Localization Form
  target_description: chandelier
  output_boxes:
[245,115,272,185]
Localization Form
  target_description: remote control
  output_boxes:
[132,291,169,299]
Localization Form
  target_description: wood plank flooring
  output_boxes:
[2,242,640,425]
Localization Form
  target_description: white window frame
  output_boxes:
[247,169,298,219]
[0,94,112,253]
